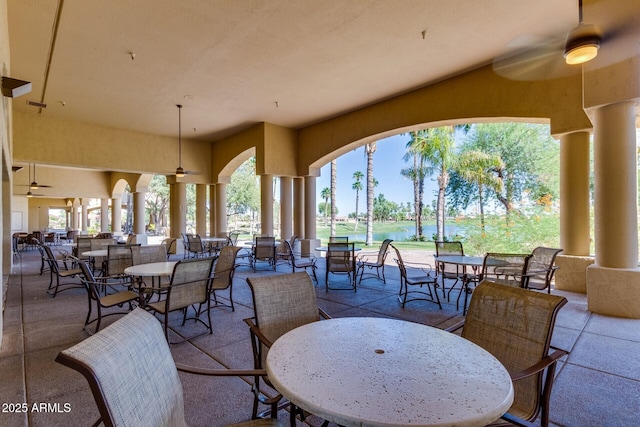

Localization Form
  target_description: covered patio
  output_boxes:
[1,247,639,426]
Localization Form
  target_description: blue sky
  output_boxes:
[316,134,438,216]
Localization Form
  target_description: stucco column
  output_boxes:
[195,184,207,236]
[215,183,227,237]
[170,182,187,239]
[209,184,217,237]
[100,198,110,232]
[70,206,77,230]
[592,101,638,268]
[111,197,122,233]
[260,174,274,236]
[293,177,305,238]
[304,176,317,240]
[560,131,591,255]
[133,191,146,235]
[280,177,293,240]
[81,199,88,232]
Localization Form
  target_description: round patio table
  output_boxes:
[267,317,514,427]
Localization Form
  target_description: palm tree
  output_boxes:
[418,127,455,242]
[365,142,377,246]
[330,159,337,238]
[402,130,428,240]
[320,187,331,226]
[352,171,364,231]
[454,150,504,233]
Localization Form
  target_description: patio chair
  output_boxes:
[446,280,568,427]
[228,230,241,245]
[356,238,393,284]
[244,272,330,421]
[186,234,207,258]
[101,245,135,289]
[206,245,241,311]
[56,308,283,427]
[325,242,356,291]
[76,257,138,335]
[161,237,178,259]
[252,236,276,271]
[434,241,465,300]
[285,239,318,284]
[459,252,531,315]
[42,244,83,297]
[522,247,563,293]
[391,244,441,309]
[329,236,348,243]
[144,257,215,344]
[275,237,293,269]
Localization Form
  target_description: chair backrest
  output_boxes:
[481,252,531,286]
[525,247,563,290]
[67,229,79,241]
[186,234,204,253]
[132,245,167,265]
[56,308,188,427]
[227,231,241,246]
[435,241,464,256]
[166,258,214,312]
[90,238,115,251]
[247,272,322,366]
[375,238,393,264]
[462,280,567,422]
[41,244,59,273]
[125,234,137,245]
[327,242,355,273]
[254,236,276,260]
[161,238,177,255]
[105,245,133,276]
[434,241,465,276]
[76,236,93,259]
[77,258,103,302]
[390,244,408,278]
[211,246,241,290]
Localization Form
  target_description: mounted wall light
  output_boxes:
[1,76,32,98]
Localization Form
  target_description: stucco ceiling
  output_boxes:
[7,0,640,146]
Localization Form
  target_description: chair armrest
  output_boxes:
[510,348,568,381]
[356,251,379,262]
[175,364,266,377]
[444,320,465,333]
[243,318,274,348]
[319,308,331,319]
[402,261,435,274]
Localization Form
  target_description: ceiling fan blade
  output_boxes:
[493,37,579,81]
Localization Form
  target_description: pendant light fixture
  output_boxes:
[175,104,185,178]
[564,0,600,65]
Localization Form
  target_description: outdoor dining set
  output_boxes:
[33,232,566,427]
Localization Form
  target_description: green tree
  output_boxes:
[227,159,260,230]
[461,123,559,224]
[453,150,504,232]
[320,187,331,226]
[404,127,455,241]
[352,170,364,231]
[146,175,170,232]
[365,143,377,245]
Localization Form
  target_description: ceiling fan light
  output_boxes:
[30,182,39,190]
[175,167,185,178]
[564,30,600,65]
[26,191,33,198]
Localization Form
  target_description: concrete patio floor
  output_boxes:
[1,245,639,426]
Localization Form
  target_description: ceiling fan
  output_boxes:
[492,0,639,81]
[174,104,199,177]
[17,164,47,197]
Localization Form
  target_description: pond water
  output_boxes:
[334,224,464,242]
